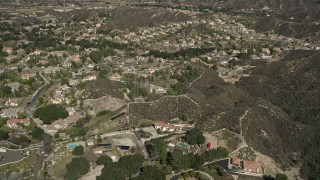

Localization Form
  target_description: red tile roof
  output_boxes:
[153,121,176,130]
[243,160,262,173]
[7,119,30,127]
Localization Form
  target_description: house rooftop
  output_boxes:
[243,160,262,172]
[231,157,241,166]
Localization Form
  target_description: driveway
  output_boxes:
[0,148,27,166]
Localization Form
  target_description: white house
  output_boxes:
[153,121,176,132]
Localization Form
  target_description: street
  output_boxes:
[0,148,27,166]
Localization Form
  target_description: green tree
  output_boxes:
[275,173,289,180]
[31,127,45,140]
[66,157,90,180]
[168,150,190,170]
[148,139,167,164]
[205,147,229,161]
[34,104,68,124]
[180,114,188,121]
[138,166,166,180]
[98,164,125,180]
[118,154,144,175]
[190,154,205,169]
[184,128,205,145]
[0,117,9,128]
[96,155,112,165]
[0,130,9,140]
[97,135,102,143]
[72,145,84,156]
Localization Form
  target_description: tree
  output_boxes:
[98,165,125,180]
[72,145,84,156]
[34,104,68,124]
[180,114,188,121]
[168,150,190,170]
[275,173,289,180]
[18,135,31,147]
[66,157,90,180]
[54,133,60,139]
[97,135,102,143]
[184,128,205,145]
[139,166,166,180]
[96,155,112,165]
[217,166,225,176]
[118,154,144,175]
[148,139,167,164]
[31,127,45,140]
[0,117,8,128]
[205,147,229,161]
[190,154,205,169]
[0,130,9,140]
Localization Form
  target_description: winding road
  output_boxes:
[25,72,50,113]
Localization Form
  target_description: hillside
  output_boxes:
[129,50,320,179]
[236,50,320,178]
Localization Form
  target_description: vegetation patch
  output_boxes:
[34,104,68,124]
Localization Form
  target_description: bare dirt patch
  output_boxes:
[204,130,242,152]
[84,95,126,114]
[255,151,301,180]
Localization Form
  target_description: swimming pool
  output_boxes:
[67,143,81,150]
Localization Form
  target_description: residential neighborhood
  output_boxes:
[0,0,318,180]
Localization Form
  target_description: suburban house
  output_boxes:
[148,67,156,74]
[153,121,176,132]
[44,119,68,134]
[0,107,24,118]
[21,73,35,80]
[44,66,61,75]
[38,59,48,65]
[5,98,19,107]
[87,139,95,146]
[5,82,21,92]
[109,73,121,81]
[7,119,30,128]
[51,90,65,104]
[69,79,80,86]
[149,84,167,94]
[243,160,262,173]
[82,74,96,81]
[66,107,76,116]
[33,49,42,55]
[3,46,13,54]
[94,147,104,154]
[231,157,241,167]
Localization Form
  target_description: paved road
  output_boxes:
[25,73,50,110]
[0,148,27,166]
